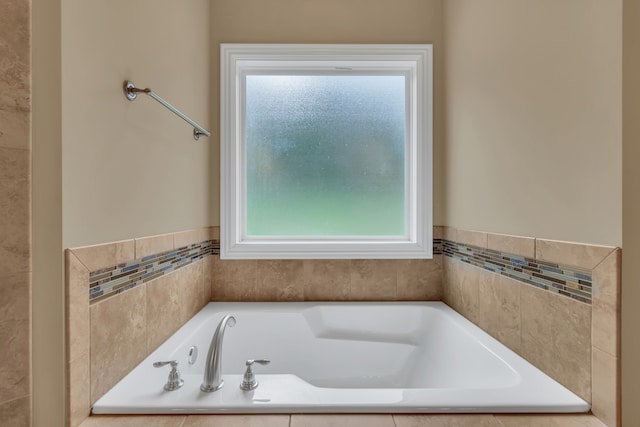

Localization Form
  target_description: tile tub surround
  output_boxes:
[65,228,215,427]
[66,226,620,427]
[444,240,593,303]
[65,227,443,427]
[88,239,217,303]
[442,227,621,427]
[87,237,444,304]
[211,238,444,302]
[211,257,444,302]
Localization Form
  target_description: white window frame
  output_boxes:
[220,44,432,259]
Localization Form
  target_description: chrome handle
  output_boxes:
[246,359,270,367]
[153,360,178,368]
[153,360,184,391]
[240,359,270,391]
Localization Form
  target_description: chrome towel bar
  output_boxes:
[123,80,211,140]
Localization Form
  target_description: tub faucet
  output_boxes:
[201,314,236,392]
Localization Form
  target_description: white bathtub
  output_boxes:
[92,302,589,414]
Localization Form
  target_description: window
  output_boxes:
[220,44,432,259]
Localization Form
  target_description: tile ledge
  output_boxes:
[66,249,90,272]
[68,238,135,253]
[592,247,622,271]
[535,237,617,252]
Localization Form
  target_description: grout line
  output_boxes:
[515,278,524,357]
[591,247,618,272]
[0,394,30,407]
[394,260,399,300]
[518,279,523,355]
[494,415,508,427]
[592,343,619,359]
[88,293,94,409]
[143,283,150,355]
[68,249,92,275]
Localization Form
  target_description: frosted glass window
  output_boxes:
[220,44,433,259]
[245,75,407,236]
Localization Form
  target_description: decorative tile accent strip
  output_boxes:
[88,238,440,304]
[433,238,443,255]
[88,240,220,304]
[444,240,592,304]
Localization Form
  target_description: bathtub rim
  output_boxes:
[92,301,590,415]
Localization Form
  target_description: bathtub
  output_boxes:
[92,302,589,414]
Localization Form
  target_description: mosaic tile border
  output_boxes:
[87,239,444,303]
[89,240,221,304]
[433,238,443,255]
[444,240,592,304]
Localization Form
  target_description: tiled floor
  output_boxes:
[79,414,607,427]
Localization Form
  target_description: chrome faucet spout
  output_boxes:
[201,314,236,392]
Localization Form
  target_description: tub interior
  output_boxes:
[170,304,519,389]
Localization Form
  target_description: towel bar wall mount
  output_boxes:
[123,80,211,141]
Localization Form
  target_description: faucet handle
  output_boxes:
[153,360,178,368]
[153,360,184,391]
[240,359,270,391]
[246,359,270,367]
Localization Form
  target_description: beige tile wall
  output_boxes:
[591,250,621,426]
[210,226,443,302]
[211,255,443,302]
[65,226,444,426]
[519,283,591,401]
[0,0,32,425]
[442,227,621,427]
[211,257,443,302]
[66,228,214,427]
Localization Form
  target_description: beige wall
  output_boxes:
[33,1,213,426]
[32,0,64,424]
[0,0,32,425]
[61,0,212,248]
[443,0,622,247]
[622,0,640,424]
[210,0,445,227]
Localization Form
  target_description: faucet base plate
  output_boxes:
[165,379,184,392]
[240,380,259,391]
[200,380,224,393]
